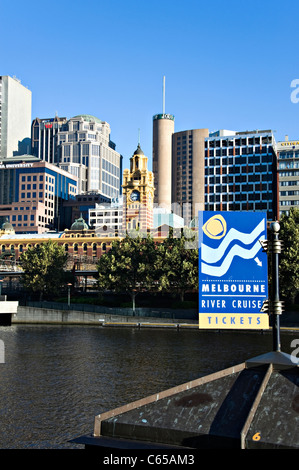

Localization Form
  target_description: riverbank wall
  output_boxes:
[9,303,299,331]
[12,304,199,328]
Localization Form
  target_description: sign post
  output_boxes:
[198,212,269,330]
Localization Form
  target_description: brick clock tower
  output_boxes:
[122,144,155,232]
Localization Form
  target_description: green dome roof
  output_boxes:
[72,114,103,124]
[70,217,89,231]
[1,219,14,232]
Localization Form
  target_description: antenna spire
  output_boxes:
[162,76,165,114]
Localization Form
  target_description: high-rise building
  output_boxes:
[276,137,299,216]
[32,114,123,198]
[205,129,278,220]
[31,116,67,164]
[152,76,174,212]
[0,76,32,159]
[172,128,209,223]
[153,116,278,222]
[152,113,174,210]
[0,155,77,233]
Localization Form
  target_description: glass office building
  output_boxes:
[204,129,278,221]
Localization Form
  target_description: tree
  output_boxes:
[156,228,198,302]
[20,240,68,300]
[279,208,299,304]
[97,234,157,313]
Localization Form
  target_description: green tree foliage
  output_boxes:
[279,208,299,304]
[20,240,68,300]
[156,228,198,301]
[97,229,199,308]
[97,234,157,312]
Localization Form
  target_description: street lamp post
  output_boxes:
[270,221,283,353]
[67,283,72,308]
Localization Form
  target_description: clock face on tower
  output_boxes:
[130,190,140,202]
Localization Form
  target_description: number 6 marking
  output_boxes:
[252,432,261,441]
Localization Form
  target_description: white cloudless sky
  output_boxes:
[2,0,299,170]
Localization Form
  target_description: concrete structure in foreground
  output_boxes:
[0,298,19,325]
[73,352,299,449]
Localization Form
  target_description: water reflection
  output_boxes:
[0,325,294,449]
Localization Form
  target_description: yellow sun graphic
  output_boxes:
[202,214,227,239]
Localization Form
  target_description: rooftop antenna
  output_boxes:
[162,75,165,115]
[138,128,140,146]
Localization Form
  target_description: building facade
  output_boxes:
[31,116,67,164]
[204,129,278,220]
[32,114,123,198]
[0,76,32,159]
[88,197,123,236]
[0,156,77,233]
[172,128,209,223]
[60,192,111,230]
[122,144,154,232]
[276,137,299,216]
[152,113,174,211]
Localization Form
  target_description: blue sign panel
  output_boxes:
[198,212,269,329]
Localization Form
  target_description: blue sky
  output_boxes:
[2,0,299,170]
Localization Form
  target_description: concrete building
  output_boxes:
[60,192,111,230]
[152,113,174,211]
[0,155,77,233]
[32,114,123,198]
[172,128,209,223]
[276,137,299,216]
[88,197,123,236]
[0,76,32,159]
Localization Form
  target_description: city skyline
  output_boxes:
[2,0,299,172]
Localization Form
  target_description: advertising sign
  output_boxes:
[198,212,269,329]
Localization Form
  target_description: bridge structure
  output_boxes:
[0,256,98,291]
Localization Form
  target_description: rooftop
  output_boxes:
[72,114,103,124]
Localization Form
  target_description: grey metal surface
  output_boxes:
[100,366,268,449]
[245,368,299,448]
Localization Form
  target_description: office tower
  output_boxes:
[0,76,32,159]
[153,113,174,210]
[172,128,209,223]
[152,77,174,211]
[204,129,278,220]
[31,116,67,164]
[122,144,154,232]
[276,137,299,216]
[0,155,77,233]
[32,114,123,198]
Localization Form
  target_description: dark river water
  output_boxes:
[0,324,295,449]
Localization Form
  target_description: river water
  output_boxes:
[0,324,295,449]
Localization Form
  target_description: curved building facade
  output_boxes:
[152,113,174,211]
